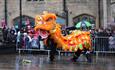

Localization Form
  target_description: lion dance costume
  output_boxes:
[34,11,92,62]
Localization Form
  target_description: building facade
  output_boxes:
[0,0,112,29]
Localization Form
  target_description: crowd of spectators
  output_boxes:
[1,26,115,51]
[2,26,17,44]
[90,28,115,51]
[1,26,45,50]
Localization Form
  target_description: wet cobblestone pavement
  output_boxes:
[0,54,114,70]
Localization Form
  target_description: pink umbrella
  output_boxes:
[26,18,30,25]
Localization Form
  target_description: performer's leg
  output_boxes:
[85,51,92,63]
[49,47,56,62]
[71,49,82,62]
[50,50,55,61]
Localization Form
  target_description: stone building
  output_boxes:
[0,0,113,29]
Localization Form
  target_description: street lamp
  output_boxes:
[98,0,101,28]
[4,0,7,25]
[19,0,22,30]
[63,0,68,27]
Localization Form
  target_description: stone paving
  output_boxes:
[0,54,114,70]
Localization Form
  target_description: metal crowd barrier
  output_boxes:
[17,48,51,58]
[15,33,49,54]
[16,36,115,59]
[92,37,115,52]
[57,36,115,61]
[91,36,115,62]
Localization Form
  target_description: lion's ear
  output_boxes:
[42,13,57,21]
[43,11,48,15]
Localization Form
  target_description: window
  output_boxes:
[27,0,44,1]
[39,0,44,1]
[33,0,38,1]
[27,0,38,1]
[27,0,31,1]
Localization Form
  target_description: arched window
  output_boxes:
[73,14,96,29]
[13,15,34,30]
[56,15,66,30]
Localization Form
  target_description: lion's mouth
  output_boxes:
[38,29,49,39]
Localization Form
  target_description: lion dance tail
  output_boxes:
[57,30,92,52]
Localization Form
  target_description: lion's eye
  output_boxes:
[38,17,42,21]
[36,16,44,25]
[46,17,52,22]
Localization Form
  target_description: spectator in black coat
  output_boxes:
[2,27,8,42]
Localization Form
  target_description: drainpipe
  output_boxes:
[4,0,7,25]
[98,0,101,28]
[19,0,22,30]
[63,0,68,27]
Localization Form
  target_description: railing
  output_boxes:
[16,36,115,58]
[92,37,115,51]
[91,37,115,61]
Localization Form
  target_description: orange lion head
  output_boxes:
[34,11,57,31]
[34,11,57,39]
